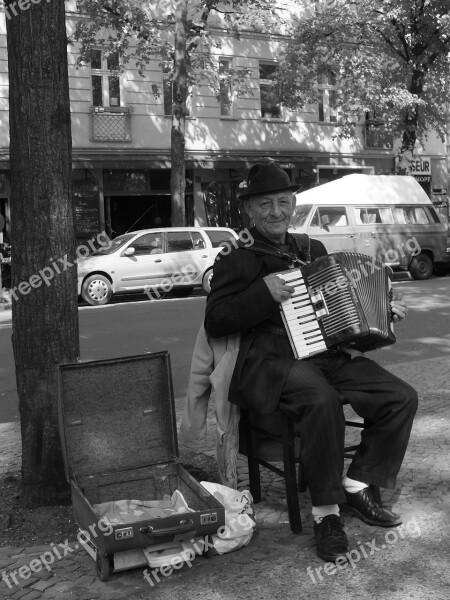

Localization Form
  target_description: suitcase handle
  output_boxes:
[140,523,196,537]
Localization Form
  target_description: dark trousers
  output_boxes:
[278,353,418,506]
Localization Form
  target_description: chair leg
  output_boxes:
[282,416,302,533]
[241,409,261,503]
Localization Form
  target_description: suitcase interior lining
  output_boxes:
[78,463,216,512]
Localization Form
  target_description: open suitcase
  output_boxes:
[57,352,225,581]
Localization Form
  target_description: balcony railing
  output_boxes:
[90,107,133,142]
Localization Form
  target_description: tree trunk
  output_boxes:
[397,68,424,173]
[170,0,188,226]
[6,0,80,506]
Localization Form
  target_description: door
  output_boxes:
[307,206,357,253]
[113,231,166,290]
[352,206,397,262]
[164,230,210,287]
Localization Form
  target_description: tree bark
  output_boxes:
[6,0,80,506]
[170,0,188,226]
[397,68,424,172]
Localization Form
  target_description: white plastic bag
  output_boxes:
[200,481,256,555]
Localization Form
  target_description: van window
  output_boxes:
[355,207,394,224]
[427,206,442,224]
[393,206,431,225]
[311,207,348,227]
[291,204,312,228]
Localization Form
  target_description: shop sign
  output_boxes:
[409,156,431,176]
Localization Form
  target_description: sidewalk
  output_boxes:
[1,356,450,600]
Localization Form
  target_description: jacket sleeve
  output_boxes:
[204,248,277,338]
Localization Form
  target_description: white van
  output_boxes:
[289,174,448,279]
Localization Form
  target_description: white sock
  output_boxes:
[312,504,340,523]
[343,475,368,494]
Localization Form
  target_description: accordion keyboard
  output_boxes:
[276,270,328,359]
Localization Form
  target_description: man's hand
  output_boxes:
[391,291,407,322]
[263,274,295,303]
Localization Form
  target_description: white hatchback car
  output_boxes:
[77,227,238,306]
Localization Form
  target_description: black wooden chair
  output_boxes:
[238,402,364,534]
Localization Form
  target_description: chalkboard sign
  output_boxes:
[74,181,100,241]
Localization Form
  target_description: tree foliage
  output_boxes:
[277,0,450,164]
[73,0,279,224]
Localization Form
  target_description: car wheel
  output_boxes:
[81,274,113,306]
[171,287,193,298]
[409,253,433,280]
[202,268,213,294]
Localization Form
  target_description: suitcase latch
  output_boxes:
[200,512,218,525]
[115,527,134,541]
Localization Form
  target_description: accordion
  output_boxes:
[276,252,396,359]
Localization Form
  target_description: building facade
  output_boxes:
[0,1,448,245]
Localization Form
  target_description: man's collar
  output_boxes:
[250,227,294,249]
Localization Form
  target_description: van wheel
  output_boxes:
[409,254,433,280]
[96,552,112,581]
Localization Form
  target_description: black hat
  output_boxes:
[238,162,301,200]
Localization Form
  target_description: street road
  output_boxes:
[0,276,449,423]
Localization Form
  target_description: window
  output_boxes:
[91,50,121,108]
[167,231,194,253]
[317,68,338,123]
[204,229,235,248]
[219,59,233,117]
[131,233,163,256]
[191,231,206,249]
[291,205,313,228]
[259,63,281,119]
[365,111,393,149]
[393,206,431,225]
[311,207,348,227]
[355,207,394,225]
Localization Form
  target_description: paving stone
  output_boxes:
[29,579,56,592]
[19,591,42,600]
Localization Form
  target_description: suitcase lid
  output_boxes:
[57,352,177,481]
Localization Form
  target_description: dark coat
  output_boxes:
[204,228,327,414]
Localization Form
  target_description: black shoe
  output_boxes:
[345,487,402,527]
[314,515,349,563]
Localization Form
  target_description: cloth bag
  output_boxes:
[200,481,256,554]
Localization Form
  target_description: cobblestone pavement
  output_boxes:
[1,357,450,600]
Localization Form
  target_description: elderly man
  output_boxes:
[204,161,417,563]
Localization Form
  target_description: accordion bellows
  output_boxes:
[277,252,396,359]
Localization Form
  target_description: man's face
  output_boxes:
[245,192,296,242]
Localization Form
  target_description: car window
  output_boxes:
[191,231,207,249]
[204,229,235,248]
[355,207,394,224]
[131,233,163,255]
[311,207,348,227]
[167,231,194,252]
[93,233,135,255]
